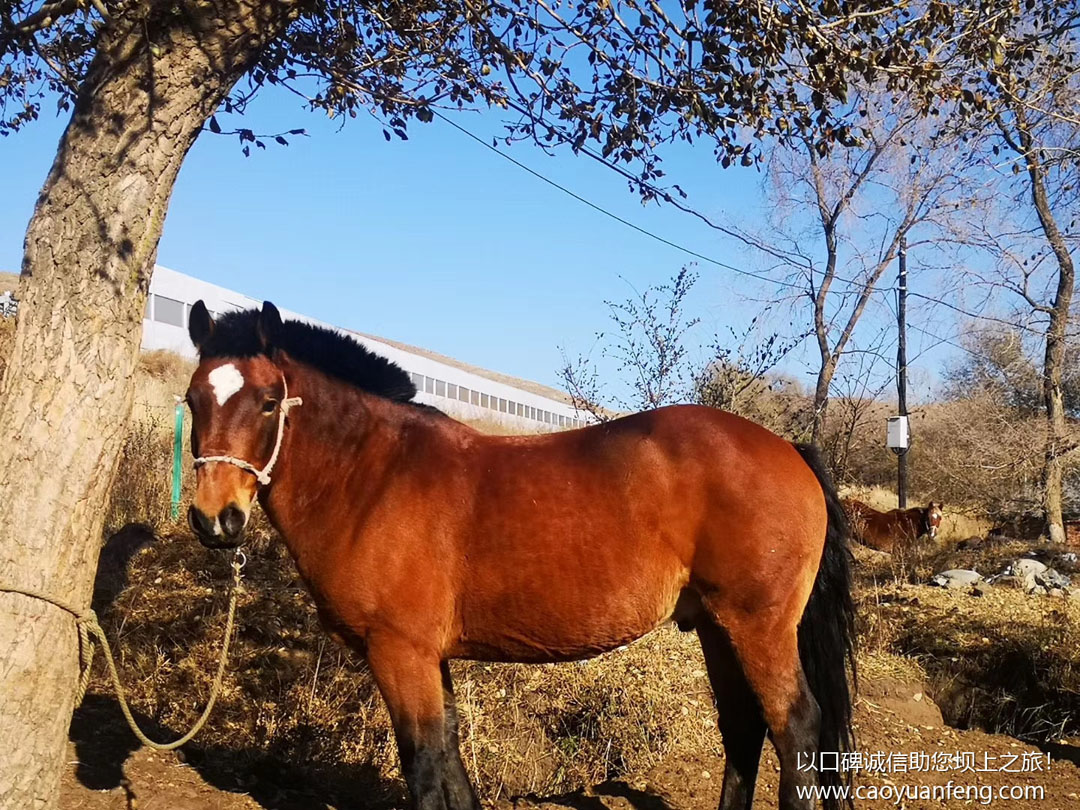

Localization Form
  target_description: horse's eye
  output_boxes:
[262,399,278,415]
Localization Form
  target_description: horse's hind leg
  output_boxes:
[697,621,767,810]
[706,605,820,810]
[440,661,482,810]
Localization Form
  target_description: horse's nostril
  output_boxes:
[219,504,246,538]
[188,505,214,536]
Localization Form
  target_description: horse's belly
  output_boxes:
[453,617,670,663]
[452,570,688,663]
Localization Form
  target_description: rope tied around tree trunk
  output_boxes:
[0,548,245,751]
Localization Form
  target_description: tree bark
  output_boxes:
[0,3,294,806]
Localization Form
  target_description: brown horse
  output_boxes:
[184,301,855,810]
[842,499,943,554]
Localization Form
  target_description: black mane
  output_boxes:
[199,307,418,403]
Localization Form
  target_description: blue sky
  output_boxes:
[0,86,948,399]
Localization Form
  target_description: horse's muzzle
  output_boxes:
[188,504,247,549]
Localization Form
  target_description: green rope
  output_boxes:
[0,550,244,751]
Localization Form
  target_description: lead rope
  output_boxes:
[0,548,245,751]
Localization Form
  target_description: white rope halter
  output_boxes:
[193,376,303,487]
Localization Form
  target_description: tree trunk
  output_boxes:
[1039,257,1073,546]
[810,353,837,447]
[1014,108,1077,545]
[0,4,294,806]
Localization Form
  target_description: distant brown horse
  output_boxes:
[842,499,943,554]
[184,301,855,810]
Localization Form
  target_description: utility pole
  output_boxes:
[896,238,909,509]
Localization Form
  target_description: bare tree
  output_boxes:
[947,12,1080,542]
[732,89,976,446]
[694,325,799,419]
[559,268,793,422]
[560,269,698,420]
[822,349,894,484]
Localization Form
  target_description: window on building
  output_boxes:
[436,379,447,397]
[448,383,457,399]
[516,402,524,416]
[154,295,185,327]
[481,393,489,408]
[424,376,435,394]
[410,372,423,389]
[471,390,480,405]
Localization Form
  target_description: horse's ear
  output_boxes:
[257,301,283,351]
[189,300,213,351]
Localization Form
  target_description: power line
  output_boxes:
[433,111,802,291]
[437,113,942,304]
[435,111,1060,346]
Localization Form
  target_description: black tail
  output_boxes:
[793,443,856,810]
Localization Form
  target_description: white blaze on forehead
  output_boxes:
[208,363,245,405]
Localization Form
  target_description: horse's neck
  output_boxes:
[259,363,409,560]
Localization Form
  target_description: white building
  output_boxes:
[144,266,587,431]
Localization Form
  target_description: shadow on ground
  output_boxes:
[70,694,397,810]
[515,781,673,810]
[73,522,398,810]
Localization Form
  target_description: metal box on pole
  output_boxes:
[887,415,909,452]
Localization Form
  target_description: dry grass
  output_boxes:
[104,352,196,534]
[854,540,1080,742]
[459,416,544,436]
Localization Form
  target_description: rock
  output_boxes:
[1036,567,1071,590]
[1010,558,1048,578]
[930,569,982,589]
[1050,588,1065,598]
[994,559,1053,594]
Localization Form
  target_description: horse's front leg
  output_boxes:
[367,634,476,810]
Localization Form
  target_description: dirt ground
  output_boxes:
[61,673,1080,810]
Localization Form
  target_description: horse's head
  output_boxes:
[924,501,944,538]
[185,300,297,549]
